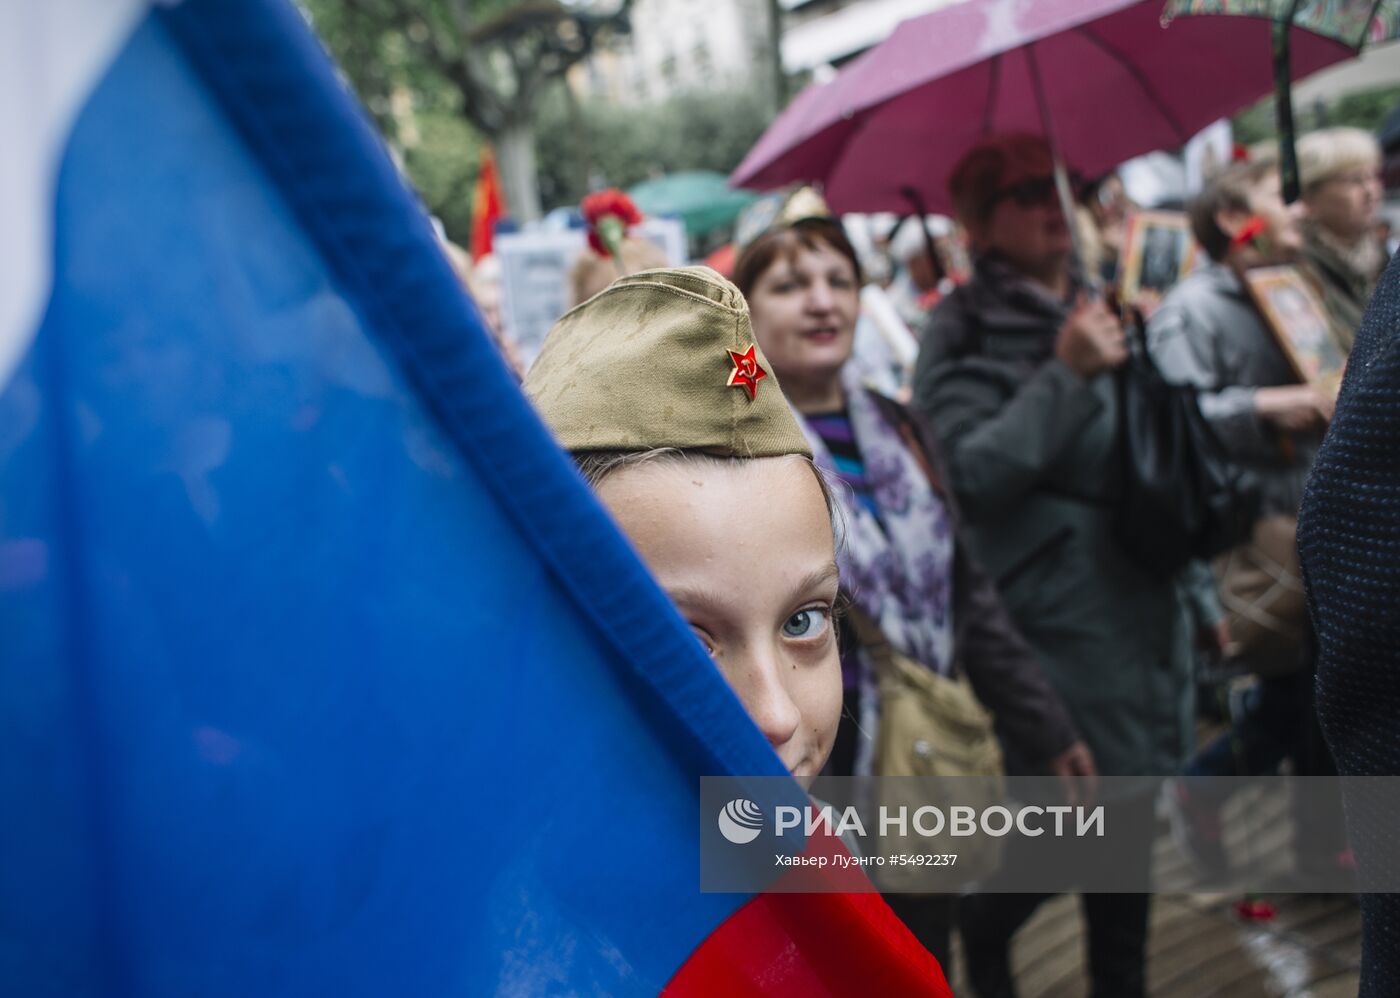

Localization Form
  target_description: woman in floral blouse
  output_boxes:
[732,201,1093,972]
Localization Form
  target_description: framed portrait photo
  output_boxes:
[1117,211,1197,304]
[1242,265,1347,398]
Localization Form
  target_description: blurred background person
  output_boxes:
[1297,126,1386,351]
[886,215,949,328]
[466,253,505,342]
[568,189,668,306]
[1078,171,1135,285]
[569,237,668,305]
[1147,156,1344,880]
[913,133,1199,998]
[440,239,522,378]
[733,195,1094,978]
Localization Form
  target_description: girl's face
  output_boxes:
[746,242,860,397]
[596,456,842,787]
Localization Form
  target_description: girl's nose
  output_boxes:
[736,653,801,750]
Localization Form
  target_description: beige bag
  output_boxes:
[1214,514,1309,679]
[848,609,1006,890]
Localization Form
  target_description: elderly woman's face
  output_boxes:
[596,457,843,788]
[1306,163,1382,243]
[970,169,1073,276]
[746,242,860,398]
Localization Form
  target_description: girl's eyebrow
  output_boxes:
[664,584,735,619]
[664,562,840,618]
[790,562,841,601]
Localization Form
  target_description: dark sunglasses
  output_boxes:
[990,174,1083,210]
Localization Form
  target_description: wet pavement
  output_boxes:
[945,779,1362,996]
[975,890,1361,997]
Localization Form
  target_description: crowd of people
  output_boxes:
[487,123,1389,995]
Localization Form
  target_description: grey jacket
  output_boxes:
[912,259,1194,777]
[1145,260,1320,517]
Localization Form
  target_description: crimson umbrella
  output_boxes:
[732,0,1374,215]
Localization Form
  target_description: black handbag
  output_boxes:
[1113,335,1260,577]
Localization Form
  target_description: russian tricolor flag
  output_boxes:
[0,2,950,994]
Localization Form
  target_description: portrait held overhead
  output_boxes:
[1118,210,1199,305]
[7,0,1400,996]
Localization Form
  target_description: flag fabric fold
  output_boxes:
[0,2,949,995]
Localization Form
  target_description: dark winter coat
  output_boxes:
[912,258,1195,777]
[1298,251,1400,998]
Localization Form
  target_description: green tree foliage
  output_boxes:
[302,0,635,224]
[1233,84,1400,145]
[533,87,772,210]
[402,109,482,240]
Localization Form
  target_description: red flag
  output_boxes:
[663,828,953,996]
[470,147,504,259]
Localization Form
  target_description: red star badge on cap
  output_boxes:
[726,345,768,400]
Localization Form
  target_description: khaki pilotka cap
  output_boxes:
[524,266,812,458]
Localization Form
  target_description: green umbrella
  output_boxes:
[628,171,759,238]
[1164,0,1400,201]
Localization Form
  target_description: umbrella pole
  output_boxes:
[1025,44,1087,283]
[1274,0,1304,203]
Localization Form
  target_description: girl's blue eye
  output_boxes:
[691,628,717,657]
[783,608,828,639]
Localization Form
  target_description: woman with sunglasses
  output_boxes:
[912,134,1202,998]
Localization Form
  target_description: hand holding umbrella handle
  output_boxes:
[1055,294,1129,380]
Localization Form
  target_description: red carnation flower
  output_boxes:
[582,189,643,258]
[1232,897,1276,921]
[1230,216,1268,251]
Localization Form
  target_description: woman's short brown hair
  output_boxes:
[1188,159,1277,261]
[948,133,1055,228]
[732,217,863,299]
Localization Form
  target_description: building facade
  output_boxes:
[571,0,960,105]
[572,0,772,104]
[780,0,955,76]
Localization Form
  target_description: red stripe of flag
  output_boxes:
[664,826,952,995]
